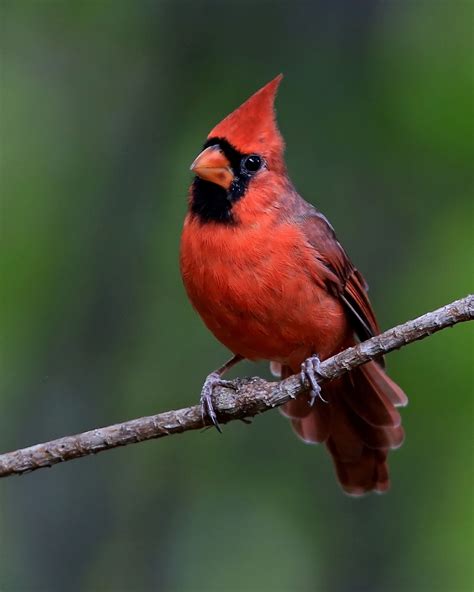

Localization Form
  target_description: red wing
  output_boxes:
[342,268,381,340]
[299,210,382,346]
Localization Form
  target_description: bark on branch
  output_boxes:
[1,295,472,479]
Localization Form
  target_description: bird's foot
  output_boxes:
[301,355,328,405]
[200,371,236,432]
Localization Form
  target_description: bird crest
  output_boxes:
[208,74,285,168]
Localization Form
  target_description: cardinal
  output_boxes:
[180,75,407,495]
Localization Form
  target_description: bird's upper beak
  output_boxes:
[190,145,233,190]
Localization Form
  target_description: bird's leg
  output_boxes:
[200,354,243,432]
[301,354,328,405]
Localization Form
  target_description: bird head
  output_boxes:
[189,75,288,224]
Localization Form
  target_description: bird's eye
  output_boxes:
[242,154,263,173]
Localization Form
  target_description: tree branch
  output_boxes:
[1,295,472,479]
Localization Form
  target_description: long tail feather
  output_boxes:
[282,361,407,495]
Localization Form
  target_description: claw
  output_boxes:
[239,417,253,425]
[301,355,328,405]
[200,371,235,432]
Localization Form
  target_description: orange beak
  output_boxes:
[190,145,234,190]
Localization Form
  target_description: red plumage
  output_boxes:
[180,75,407,495]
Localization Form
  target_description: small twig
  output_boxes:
[0,295,472,479]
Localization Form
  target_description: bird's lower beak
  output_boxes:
[190,145,233,190]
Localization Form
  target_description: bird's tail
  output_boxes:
[280,361,408,496]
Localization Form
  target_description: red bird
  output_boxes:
[180,75,408,495]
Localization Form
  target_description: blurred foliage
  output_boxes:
[0,1,473,591]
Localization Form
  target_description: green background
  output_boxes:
[1,1,473,591]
